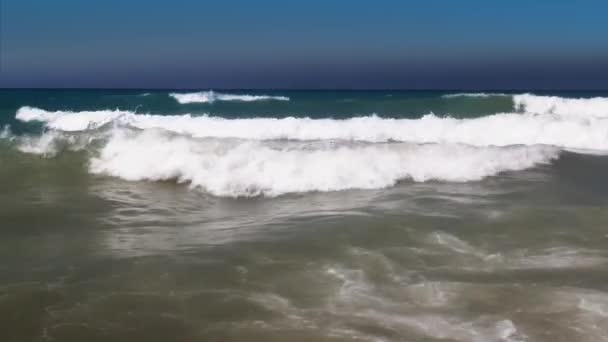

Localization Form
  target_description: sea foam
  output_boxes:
[14,93,608,196]
[514,94,608,117]
[441,93,509,98]
[169,91,290,104]
[16,106,608,151]
[87,129,557,197]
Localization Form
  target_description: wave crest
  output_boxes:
[169,91,290,104]
[15,95,608,197]
[441,93,509,98]
[16,106,608,151]
[514,94,608,117]
[87,129,557,197]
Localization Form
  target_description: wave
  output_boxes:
[16,100,608,196]
[169,91,290,104]
[514,94,608,117]
[16,107,608,151]
[441,93,509,98]
[8,113,560,196]
[442,93,608,118]
[22,128,551,197]
[11,107,565,197]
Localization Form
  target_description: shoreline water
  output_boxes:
[2,90,608,341]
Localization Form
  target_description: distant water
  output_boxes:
[2,90,608,341]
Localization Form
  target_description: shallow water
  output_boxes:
[2,90,608,341]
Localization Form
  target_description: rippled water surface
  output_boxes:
[2,90,608,341]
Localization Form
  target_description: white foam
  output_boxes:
[16,107,128,130]
[14,131,98,157]
[86,129,557,197]
[16,106,608,152]
[442,93,509,98]
[443,93,608,118]
[514,94,608,117]
[16,131,63,155]
[169,91,290,104]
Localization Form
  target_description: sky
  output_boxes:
[1,0,607,89]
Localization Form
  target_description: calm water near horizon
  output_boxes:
[2,90,608,341]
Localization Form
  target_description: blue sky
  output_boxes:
[1,0,607,88]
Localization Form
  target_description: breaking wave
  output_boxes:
[514,94,608,117]
[10,93,608,197]
[441,93,509,98]
[16,106,608,151]
[12,128,556,197]
[169,91,290,104]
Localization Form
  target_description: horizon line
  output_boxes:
[2,87,608,92]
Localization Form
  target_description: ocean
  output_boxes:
[2,89,608,341]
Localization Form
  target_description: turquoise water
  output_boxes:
[2,90,608,341]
